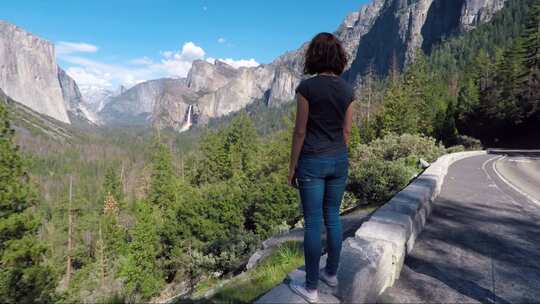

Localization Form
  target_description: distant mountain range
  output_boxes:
[0,0,505,131]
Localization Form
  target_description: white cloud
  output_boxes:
[155,42,206,77]
[65,66,112,89]
[56,41,98,55]
[215,58,259,69]
[217,37,226,44]
[62,55,153,89]
[58,41,259,91]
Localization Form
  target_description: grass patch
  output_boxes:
[181,241,304,304]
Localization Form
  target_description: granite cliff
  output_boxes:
[0,20,100,124]
[105,0,505,130]
[343,0,506,84]
[0,20,71,124]
[0,0,506,130]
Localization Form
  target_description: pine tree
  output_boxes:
[120,201,163,299]
[376,80,418,136]
[521,0,540,115]
[96,224,107,289]
[495,39,526,123]
[349,124,361,153]
[101,192,125,262]
[195,129,229,184]
[195,112,259,184]
[149,139,176,210]
[403,50,440,136]
[223,111,259,178]
[438,99,459,146]
[103,166,123,205]
[0,101,55,303]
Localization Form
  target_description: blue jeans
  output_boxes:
[296,152,348,290]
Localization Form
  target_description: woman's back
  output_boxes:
[296,74,354,156]
[287,32,354,302]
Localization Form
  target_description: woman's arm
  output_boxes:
[342,102,354,146]
[288,93,309,186]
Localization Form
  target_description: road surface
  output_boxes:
[380,154,540,303]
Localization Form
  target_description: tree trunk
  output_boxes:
[66,176,73,288]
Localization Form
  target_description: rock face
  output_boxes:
[58,68,83,113]
[100,78,188,126]
[79,85,123,114]
[266,65,302,107]
[196,64,275,121]
[101,0,506,130]
[151,79,199,131]
[343,0,506,84]
[460,0,507,31]
[58,67,100,124]
[103,61,295,130]
[0,20,70,124]
[186,60,239,93]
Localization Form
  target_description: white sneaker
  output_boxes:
[319,268,338,287]
[289,280,319,303]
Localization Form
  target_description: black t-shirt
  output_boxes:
[295,75,355,156]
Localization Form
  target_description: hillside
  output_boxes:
[1,1,506,131]
[0,0,538,303]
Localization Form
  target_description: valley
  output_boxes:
[0,0,539,302]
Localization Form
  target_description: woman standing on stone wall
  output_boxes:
[288,32,355,303]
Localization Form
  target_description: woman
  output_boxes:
[287,32,355,303]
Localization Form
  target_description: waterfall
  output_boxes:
[179,104,193,132]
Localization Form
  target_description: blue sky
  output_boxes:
[2,0,368,89]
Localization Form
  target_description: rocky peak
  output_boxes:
[186,59,239,93]
[58,67,83,113]
[88,0,508,131]
[343,0,506,84]
[99,78,188,126]
[460,0,507,31]
[0,20,70,123]
[335,0,386,67]
[58,67,99,124]
[266,65,302,107]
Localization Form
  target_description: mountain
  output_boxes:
[343,0,507,83]
[0,20,71,124]
[58,67,101,124]
[102,0,505,131]
[101,60,300,130]
[79,85,123,114]
[0,20,100,125]
[100,78,188,126]
[0,0,506,131]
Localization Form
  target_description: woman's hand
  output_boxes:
[288,167,296,187]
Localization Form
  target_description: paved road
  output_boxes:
[380,154,540,304]
[495,155,540,204]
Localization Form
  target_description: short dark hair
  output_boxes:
[303,32,348,75]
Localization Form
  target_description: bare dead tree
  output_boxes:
[66,175,73,288]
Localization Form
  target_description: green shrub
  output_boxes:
[347,133,446,206]
[455,135,483,150]
[348,159,415,206]
[351,133,446,164]
[445,145,466,154]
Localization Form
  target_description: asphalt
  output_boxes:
[379,154,540,304]
[495,156,540,204]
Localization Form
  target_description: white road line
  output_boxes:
[481,155,501,182]
[492,156,540,206]
[481,156,522,208]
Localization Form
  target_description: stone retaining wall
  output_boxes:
[257,151,487,303]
